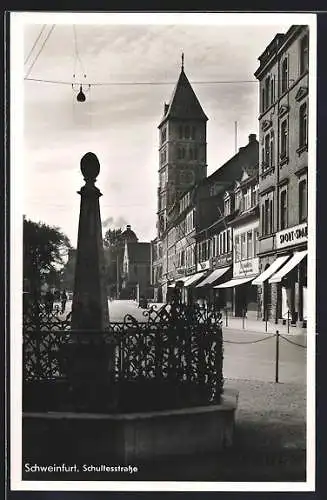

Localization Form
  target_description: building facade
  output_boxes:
[121,241,151,300]
[195,136,259,314]
[253,25,308,327]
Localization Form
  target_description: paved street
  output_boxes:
[61,299,306,384]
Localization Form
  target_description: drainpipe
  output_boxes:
[275,44,282,324]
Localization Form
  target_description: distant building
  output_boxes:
[121,241,151,300]
[253,25,308,327]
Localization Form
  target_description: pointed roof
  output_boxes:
[159,67,208,127]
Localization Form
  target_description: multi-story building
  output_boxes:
[253,25,309,327]
[215,164,259,317]
[153,58,208,302]
[194,135,259,312]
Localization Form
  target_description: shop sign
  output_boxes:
[197,260,210,272]
[276,223,307,249]
[211,253,232,268]
[234,258,259,277]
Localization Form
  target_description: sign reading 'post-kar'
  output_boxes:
[276,223,308,249]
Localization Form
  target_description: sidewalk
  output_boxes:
[149,302,307,337]
[223,315,307,337]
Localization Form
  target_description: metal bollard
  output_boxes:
[275,330,280,383]
[265,309,268,333]
[287,310,290,334]
[225,307,228,327]
[242,309,245,329]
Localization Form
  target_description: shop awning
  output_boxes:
[252,256,290,285]
[184,272,206,287]
[167,276,190,288]
[214,276,256,288]
[196,267,230,287]
[268,250,308,283]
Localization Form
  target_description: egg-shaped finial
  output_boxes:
[80,152,100,182]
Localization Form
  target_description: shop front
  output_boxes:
[195,254,233,309]
[265,223,308,327]
[216,219,260,317]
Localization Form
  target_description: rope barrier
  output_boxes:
[279,334,307,349]
[224,334,276,345]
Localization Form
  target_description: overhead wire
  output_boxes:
[25,24,56,79]
[24,77,258,86]
[24,24,46,66]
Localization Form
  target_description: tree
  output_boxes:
[23,217,72,297]
[103,228,123,248]
[103,228,124,297]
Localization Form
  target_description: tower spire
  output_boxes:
[181,52,184,71]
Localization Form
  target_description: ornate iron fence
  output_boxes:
[23,301,224,413]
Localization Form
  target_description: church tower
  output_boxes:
[157,55,208,235]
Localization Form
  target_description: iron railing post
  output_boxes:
[275,330,280,383]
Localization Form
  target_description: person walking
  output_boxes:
[61,289,68,314]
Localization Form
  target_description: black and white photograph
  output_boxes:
[10,11,316,491]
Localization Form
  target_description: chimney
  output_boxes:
[126,225,131,230]
[248,133,257,143]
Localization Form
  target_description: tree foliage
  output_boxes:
[103,228,123,248]
[23,217,72,295]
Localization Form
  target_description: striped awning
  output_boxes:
[268,251,307,283]
[252,256,290,285]
[196,267,230,288]
[214,276,256,288]
[183,272,206,287]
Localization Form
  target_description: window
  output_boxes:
[161,127,167,144]
[270,131,275,167]
[160,170,166,188]
[224,197,231,216]
[189,149,193,160]
[300,34,309,74]
[247,231,253,259]
[262,198,272,236]
[280,119,288,158]
[194,147,198,160]
[299,179,307,222]
[299,103,308,148]
[252,185,258,206]
[179,125,183,139]
[241,233,246,260]
[270,77,275,105]
[264,77,270,110]
[281,57,288,93]
[280,188,288,230]
[185,125,190,139]
[244,188,252,211]
[235,235,240,262]
[261,88,265,113]
[160,148,167,164]
[191,126,196,140]
[264,134,270,167]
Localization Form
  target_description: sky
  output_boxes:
[20,13,301,248]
